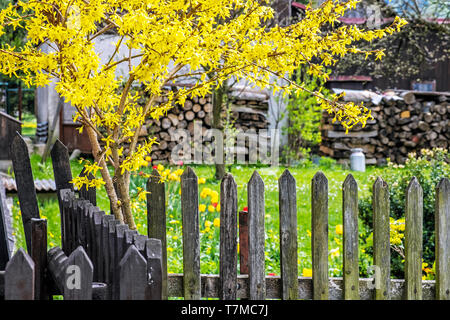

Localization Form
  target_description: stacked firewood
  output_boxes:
[137,86,270,162]
[320,90,449,164]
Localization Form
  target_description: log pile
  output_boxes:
[320,89,450,164]
[137,86,270,163]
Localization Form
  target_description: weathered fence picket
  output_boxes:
[0,181,12,270]
[147,168,168,299]
[247,171,266,300]
[146,238,163,300]
[312,171,329,300]
[405,177,423,300]
[5,249,35,300]
[435,178,450,300]
[180,167,201,300]
[113,223,129,299]
[11,133,40,252]
[31,218,48,300]
[278,169,298,300]
[342,174,359,300]
[373,177,391,300]
[119,245,147,300]
[219,173,238,300]
[64,246,93,300]
[79,168,97,206]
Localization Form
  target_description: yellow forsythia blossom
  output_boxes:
[199,204,206,213]
[213,218,220,228]
[302,268,313,277]
[335,224,343,235]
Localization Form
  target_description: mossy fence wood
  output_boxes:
[0,134,449,300]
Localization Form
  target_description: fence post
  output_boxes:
[64,246,93,300]
[146,238,163,300]
[278,169,298,300]
[31,218,48,300]
[0,180,12,269]
[113,223,129,299]
[247,171,266,300]
[312,171,329,300]
[220,173,238,300]
[238,210,249,275]
[101,215,114,287]
[435,178,450,300]
[92,209,104,282]
[78,168,97,206]
[405,177,423,300]
[180,167,201,299]
[147,168,168,299]
[342,174,359,299]
[11,132,40,253]
[5,248,35,300]
[373,177,391,300]
[119,245,147,300]
[108,219,120,297]
[51,139,73,253]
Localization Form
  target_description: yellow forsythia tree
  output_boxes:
[0,0,407,229]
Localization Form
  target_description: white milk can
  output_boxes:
[350,148,366,172]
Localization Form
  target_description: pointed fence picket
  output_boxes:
[1,139,450,301]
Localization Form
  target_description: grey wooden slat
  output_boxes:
[108,218,120,297]
[146,168,168,299]
[113,223,129,299]
[50,139,73,253]
[435,178,450,300]
[405,177,423,300]
[93,210,104,282]
[342,174,359,299]
[238,210,249,275]
[0,181,12,269]
[83,202,93,257]
[180,167,201,299]
[64,246,93,300]
[31,218,48,300]
[69,197,78,254]
[219,173,238,300]
[278,169,298,300]
[101,215,114,286]
[247,171,266,300]
[59,189,72,255]
[78,168,97,206]
[5,248,35,300]
[133,234,148,258]
[11,132,40,253]
[124,229,137,253]
[119,245,147,300]
[145,238,163,300]
[312,171,329,300]
[373,177,391,300]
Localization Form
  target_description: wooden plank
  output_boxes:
[78,168,97,206]
[5,248,35,300]
[64,246,93,300]
[119,245,148,300]
[31,218,48,300]
[107,218,120,295]
[405,177,423,300]
[93,210,104,282]
[238,210,249,274]
[59,189,72,255]
[50,140,73,253]
[312,171,329,300]
[180,167,201,299]
[124,229,137,253]
[0,180,12,269]
[247,171,266,300]
[146,238,163,300]
[342,174,359,299]
[113,223,129,299]
[165,274,438,300]
[146,168,168,299]
[435,178,450,300]
[133,234,148,258]
[278,169,298,300]
[373,177,391,300]
[11,132,40,252]
[101,215,114,287]
[219,173,238,300]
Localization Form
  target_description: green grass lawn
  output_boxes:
[10,155,383,277]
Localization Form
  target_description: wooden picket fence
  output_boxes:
[0,132,449,300]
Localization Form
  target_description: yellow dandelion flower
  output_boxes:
[198,177,206,184]
[302,268,313,277]
[213,218,220,228]
[199,204,206,212]
[208,205,215,213]
[336,224,343,235]
[205,220,212,228]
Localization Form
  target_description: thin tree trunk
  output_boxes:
[213,84,226,180]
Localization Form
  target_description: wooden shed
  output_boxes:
[0,111,21,160]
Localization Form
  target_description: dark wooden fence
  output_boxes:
[0,132,449,300]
